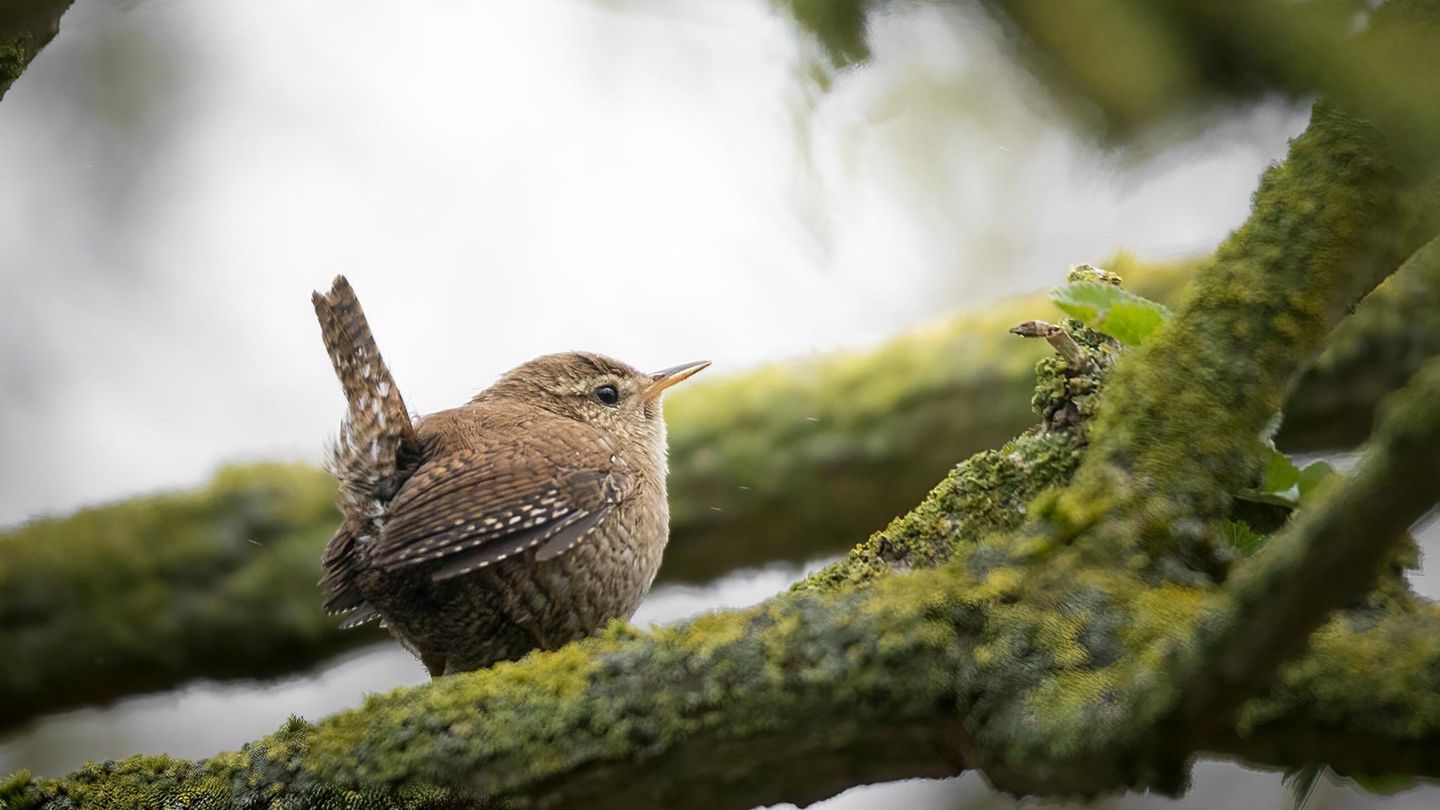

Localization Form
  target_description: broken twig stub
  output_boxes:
[1010,320,1092,373]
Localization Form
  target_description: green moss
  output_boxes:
[0,463,370,729]
[292,569,984,804]
[796,310,1119,597]
[792,427,1082,594]
[971,98,1440,789]
[1240,604,1440,739]
[8,717,464,810]
[1284,232,1440,449]
[0,770,41,810]
[10,344,1440,804]
[1170,357,1440,743]
[0,39,27,86]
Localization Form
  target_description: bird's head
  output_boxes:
[480,352,709,454]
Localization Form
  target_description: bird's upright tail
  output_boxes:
[312,275,419,620]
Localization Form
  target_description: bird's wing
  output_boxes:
[371,439,633,582]
[320,524,378,623]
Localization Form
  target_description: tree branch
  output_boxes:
[0,0,74,102]
[1033,100,1425,574]
[968,0,1440,159]
[1283,233,1440,449]
[10,525,1440,809]
[1171,354,1440,750]
[982,98,1439,794]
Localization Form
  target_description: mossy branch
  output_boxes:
[1033,101,1422,576]
[0,0,74,102]
[971,98,1438,793]
[8,475,1440,808]
[1170,355,1440,745]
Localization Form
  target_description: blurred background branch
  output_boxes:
[0,0,73,101]
[783,0,1440,159]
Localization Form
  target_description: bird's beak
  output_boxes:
[644,360,710,402]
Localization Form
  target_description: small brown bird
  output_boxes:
[312,275,707,676]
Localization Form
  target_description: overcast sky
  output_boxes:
[0,0,1306,526]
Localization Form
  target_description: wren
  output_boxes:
[312,275,707,676]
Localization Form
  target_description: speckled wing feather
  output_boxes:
[312,275,420,623]
[373,443,632,582]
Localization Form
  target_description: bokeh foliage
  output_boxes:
[781,0,1440,154]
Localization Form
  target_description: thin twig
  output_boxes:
[1010,320,1092,372]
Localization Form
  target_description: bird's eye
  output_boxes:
[594,384,620,406]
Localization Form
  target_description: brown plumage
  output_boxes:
[311,275,707,676]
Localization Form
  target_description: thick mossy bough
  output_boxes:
[0,464,373,730]
[783,0,1440,157]
[6,90,1440,808]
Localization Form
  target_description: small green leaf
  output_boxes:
[1260,449,1302,494]
[1220,519,1266,556]
[1238,448,1302,507]
[1297,460,1337,499]
[1239,451,1343,508]
[1050,282,1171,345]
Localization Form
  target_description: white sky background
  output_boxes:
[0,0,1307,527]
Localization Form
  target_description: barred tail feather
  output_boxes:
[313,275,418,512]
[312,275,419,624]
